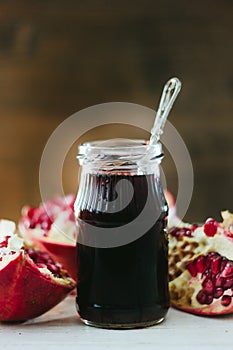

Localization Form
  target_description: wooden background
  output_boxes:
[0,0,232,223]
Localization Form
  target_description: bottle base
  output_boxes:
[79,316,165,329]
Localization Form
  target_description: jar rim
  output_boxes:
[77,138,163,159]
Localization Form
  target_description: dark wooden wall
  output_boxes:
[0,0,232,222]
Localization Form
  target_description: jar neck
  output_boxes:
[79,158,162,176]
[77,139,164,176]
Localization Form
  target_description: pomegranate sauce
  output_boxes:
[76,173,169,327]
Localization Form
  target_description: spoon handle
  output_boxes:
[149,77,181,145]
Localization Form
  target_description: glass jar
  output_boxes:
[74,138,169,329]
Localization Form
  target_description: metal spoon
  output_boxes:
[149,77,182,145]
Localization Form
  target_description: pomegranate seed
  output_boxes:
[203,219,218,237]
[196,290,213,305]
[211,255,222,275]
[196,290,207,304]
[202,278,214,295]
[214,287,224,298]
[191,224,198,232]
[223,278,233,289]
[220,258,227,272]
[196,256,207,273]
[221,295,232,307]
[179,228,192,237]
[169,227,193,238]
[38,252,50,261]
[0,241,8,248]
[29,220,36,229]
[205,294,214,305]
[169,228,179,237]
[37,263,46,268]
[215,273,226,287]
[202,269,212,280]
[46,258,55,264]
[221,262,233,278]
[208,252,220,262]
[27,207,37,219]
[41,220,51,231]
[0,236,10,248]
[27,249,38,260]
[36,258,47,264]
[47,263,60,275]
[186,261,198,277]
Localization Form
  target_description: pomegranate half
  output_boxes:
[169,211,233,315]
[164,189,176,217]
[19,194,77,280]
[0,220,75,322]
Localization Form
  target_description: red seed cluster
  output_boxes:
[0,236,10,248]
[22,195,76,235]
[27,208,53,231]
[186,252,233,307]
[27,248,63,278]
[169,225,197,238]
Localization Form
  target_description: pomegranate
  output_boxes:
[19,195,77,280]
[0,219,75,322]
[169,211,233,315]
[164,189,176,218]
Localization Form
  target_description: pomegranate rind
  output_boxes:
[172,300,233,316]
[0,251,75,322]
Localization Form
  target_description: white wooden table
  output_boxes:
[1,295,233,350]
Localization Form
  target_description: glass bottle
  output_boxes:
[74,138,169,329]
